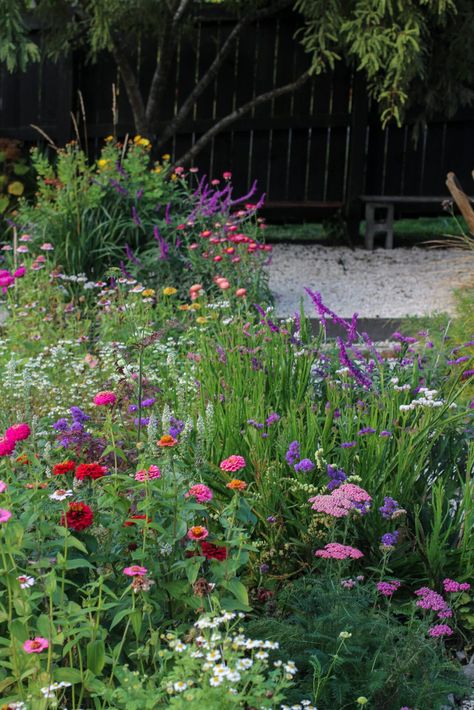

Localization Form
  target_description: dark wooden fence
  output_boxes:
[1,8,473,220]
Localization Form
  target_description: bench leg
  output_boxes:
[364,204,376,250]
[364,203,394,249]
[384,205,394,249]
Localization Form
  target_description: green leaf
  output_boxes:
[221,579,249,607]
[65,557,94,570]
[87,639,106,675]
[54,667,83,684]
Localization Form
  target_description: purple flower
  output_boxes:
[53,418,68,431]
[381,530,399,548]
[447,356,470,365]
[358,426,375,436]
[142,398,156,408]
[265,412,280,426]
[379,497,403,519]
[131,206,141,226]
[285,440,300,466]
[247,419,264,430]
[128,404,138,413]
[392,332,417,344]
[379,430,392,438]
[340,441,357,449]
[266,516,277,524]
[70,406,90,423]
[169,417,184,438]
[337,338,372,389]
[259,563,270,574]
[327,464,347,491]
[461,369,474,380]
[134,417,150,427]
[294,458,315,473]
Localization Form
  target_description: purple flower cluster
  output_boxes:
[376,580,401,597]
[169,417,185,439]
[327,464,347,491]
[358,426,376,436]
[415,587,449,613]
[247,412,280,438]
[294,458,315,474]
[379,497,404,520]
[380,530,399,548]
[443,578,471,593]
[285,441,301,466]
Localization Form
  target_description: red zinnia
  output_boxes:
[75,463,107,481]
[53,460,76,476]
[200,541,228,561]
[123,514,150,527]
[61,502,93,531]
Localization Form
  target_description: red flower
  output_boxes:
[61,502,93,531]
[123,514,150,527]
[75,463,107,481]
[53,460,76,476]
[200,542,228,561]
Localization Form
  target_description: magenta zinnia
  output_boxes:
[220,455,246,472]
[93,390,117,406]
[185,484,213,503]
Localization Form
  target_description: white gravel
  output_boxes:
[266,244,473,318]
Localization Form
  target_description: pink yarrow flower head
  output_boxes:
[220,455,246,472]
[134,465,161,482]
[185,484,213,504]
[0,509,12,523]
[93,390,116,406]
[428,624,453,637]
[315,543,363,560]
[443,578,471,593]
[415,587,448,612]
[5,422,31,443]
[377,580,401,597]
[308,493,352,518]
[23,637,49,653]
[123,565,148,577]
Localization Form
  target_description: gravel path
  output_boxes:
[266,245,473,318]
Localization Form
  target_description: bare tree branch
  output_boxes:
[110,39,146,133]
[175,70,310,166]
[155,0,293,149]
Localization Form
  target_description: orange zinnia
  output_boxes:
[157,434,177,447]
[226,479,247,491]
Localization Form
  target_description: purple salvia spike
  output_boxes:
[131,206,141,226]
[165,203,171,225]
[124,243,142,266]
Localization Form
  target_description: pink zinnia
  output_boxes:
[0,480,7,493]
[23,637,49,653]
[185,484,213,504]
[187,525,209,541]
[0,437,15,457]
[5,422,31,443]
[428,624,453,637]
[93,390,116,406]
[13,266,26,278]
[220,455,246,472]
[315,543,363,560]
[123,565,148,577]
[0,509,12,523]
[134,465,161,482]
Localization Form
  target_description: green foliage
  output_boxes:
[0,0,40,72]
[246,576,470,709]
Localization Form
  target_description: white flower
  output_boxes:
[236,658,253,670]
[212,664,229,677]
[174,641,187,652]
[190,650,203,658]
[173,681,188,693]
[206,650,221,662]
[273,660,283,667]
[284,661,297,675]
[17,575,35,589]
[254,650,268,660]
[209,676,222,687]
[49,489,73,501]
[227,670,241,682]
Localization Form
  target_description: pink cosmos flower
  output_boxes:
[123,565,148,577]
[220,455,246,472]
[187,525,209,541]
[0,480,7,493]
[185,484,213,504]
[0,509,12,523]
[134,465,161,482]
[23,637,49,653]
[93,391,116,406]
[315,543,363,560]
[5,423,31,443]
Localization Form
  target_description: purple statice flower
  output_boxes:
[294,458,315,473]
[141,397,156,408]
[358,426,375,436]
[247,419,264,430]
[340,441,357,449]
[379,497,404,519]
[53,418,68,431]
[131,206,141,226]
[379,430,392,438]
[134,417,150,427]
[69,421,84,434]
[285,440,300,466]
[266,412,280,426]
[327,464,347,491]
[169,416,184,438]
[128,404,138,413]
[381,530,399,548]
[70,406,90,424]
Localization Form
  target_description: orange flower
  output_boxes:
[157,434,177,447]
[226,479,247,491]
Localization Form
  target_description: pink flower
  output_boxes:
[223,171,232,180]
[185,484,213,504]
[220,455,246,472]
[187,525,209,541]
[308,494,352,518]
[134,465,161,482]
[0,480,7,493]
[0,273,14,290]
[315,543,363,560]
[415,588,448,612]
[0,509,12,523]
[235,288,247,297]
[40,243,54,251]
[93,390,116,406]
[428,624,453,637]
[19,234,31,242]
[0,437,15,457]
[123,565,148,577]
[16,245,29,253]
[13,266,26,278]
[443,578,471,593]
[23,637,49,653]
[376,580,401,596]
[5,423,31,443]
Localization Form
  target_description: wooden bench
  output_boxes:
[360,195,449,250]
